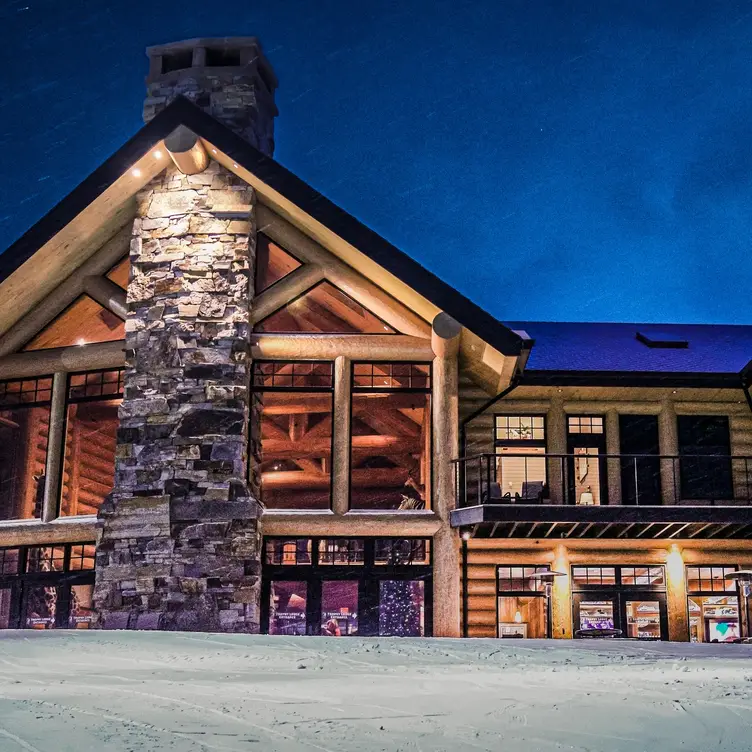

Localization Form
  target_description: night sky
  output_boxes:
[2,0,751,324]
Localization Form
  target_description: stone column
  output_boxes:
[94,161,263,632]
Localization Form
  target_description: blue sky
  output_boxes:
[1,0,751,324]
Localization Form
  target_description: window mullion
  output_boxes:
[42,372,68,522]
[332,356,351,515]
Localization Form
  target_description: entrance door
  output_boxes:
[320,580,360,636]
[573,592,668,639]
[566,416,608,505]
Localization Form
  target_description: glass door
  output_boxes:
[574,592,668,639]
[321,580,359,636]
[567,417,608,505]
[574,594,618,633]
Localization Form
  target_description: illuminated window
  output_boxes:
[0,377,52,521]
[686,566,737,593]
[568,416,604,435]
[374,539,431,566]
[24,295,124,351]
[255,234,302,294]
[0,548,20,575]
[68,544,96,571]
[253,361,334,510]
[318,539,365,565]
[572,566,616,587]
[621,566,665,587]
[255,281,396,334]
[25,546,66,573]
[106,256,130,290]
[495,415,545,443]
[60,370,123,516]
[264,539,312,566]
[497,566,550,593]
[350,363,431,511]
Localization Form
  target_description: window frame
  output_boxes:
[571,564,667,591]
[493,414,547,448]
[349,361,433,512]
[261,536,433,636]
[251,360,336,511]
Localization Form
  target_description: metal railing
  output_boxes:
[453,453,752,508]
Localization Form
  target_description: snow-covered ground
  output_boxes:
[1,633,751,752]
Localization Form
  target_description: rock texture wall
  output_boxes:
[94,161,264,632]
[143,38,277,156]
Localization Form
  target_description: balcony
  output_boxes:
[451,453,752,540]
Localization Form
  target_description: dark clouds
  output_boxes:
[1,0,751,323]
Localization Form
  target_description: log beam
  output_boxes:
[0,340,125,379]
[0,226,130,357]
[256,205,431,338]
[251,334,433,361]
[84,276,128,320]
[164,126,210,175]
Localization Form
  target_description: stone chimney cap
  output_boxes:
[145,37,278,90]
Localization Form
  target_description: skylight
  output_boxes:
[635,331,689,349]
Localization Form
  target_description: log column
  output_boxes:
[666,544,689,641]
[605,409,622,506]
[659,399,679,505]
[431,313,461,637]
[550,544,573,638]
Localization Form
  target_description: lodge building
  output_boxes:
[0,38,750,642]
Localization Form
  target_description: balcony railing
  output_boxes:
[454,453,752,509]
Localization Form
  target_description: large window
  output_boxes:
[497,565,550,638]
[262,537,432,636]
[254,233,302,294]
[253,361,334,510]
[255,281,396,334]
[678,416,733,500]
[60,370,123,516]
[0,542,95,630]
[493,415,547,502]
[0,377,52,521]
[350,363,431,510]
[567,415,606,506]
[23,295,124,351]
[686,566,740,643]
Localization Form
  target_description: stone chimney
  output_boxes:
[143,37,278,155]
[94,38,273,633]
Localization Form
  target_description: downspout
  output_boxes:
[459,375,522,458]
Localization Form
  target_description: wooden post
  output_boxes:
[547,396,566,504]
[42,372,67,522]
[659,399,679,504]
[431,313,461,637]
[665,544,689,641]
[605,409,622,506]
[331,355,351,515]
[551,544,572,638]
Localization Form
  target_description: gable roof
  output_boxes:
[0,97,524,358]
[505,321,752,387]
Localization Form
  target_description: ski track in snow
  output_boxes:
[0,633,751,751]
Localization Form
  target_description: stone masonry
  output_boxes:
[94,38,277,632]
[143,37,277,156]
